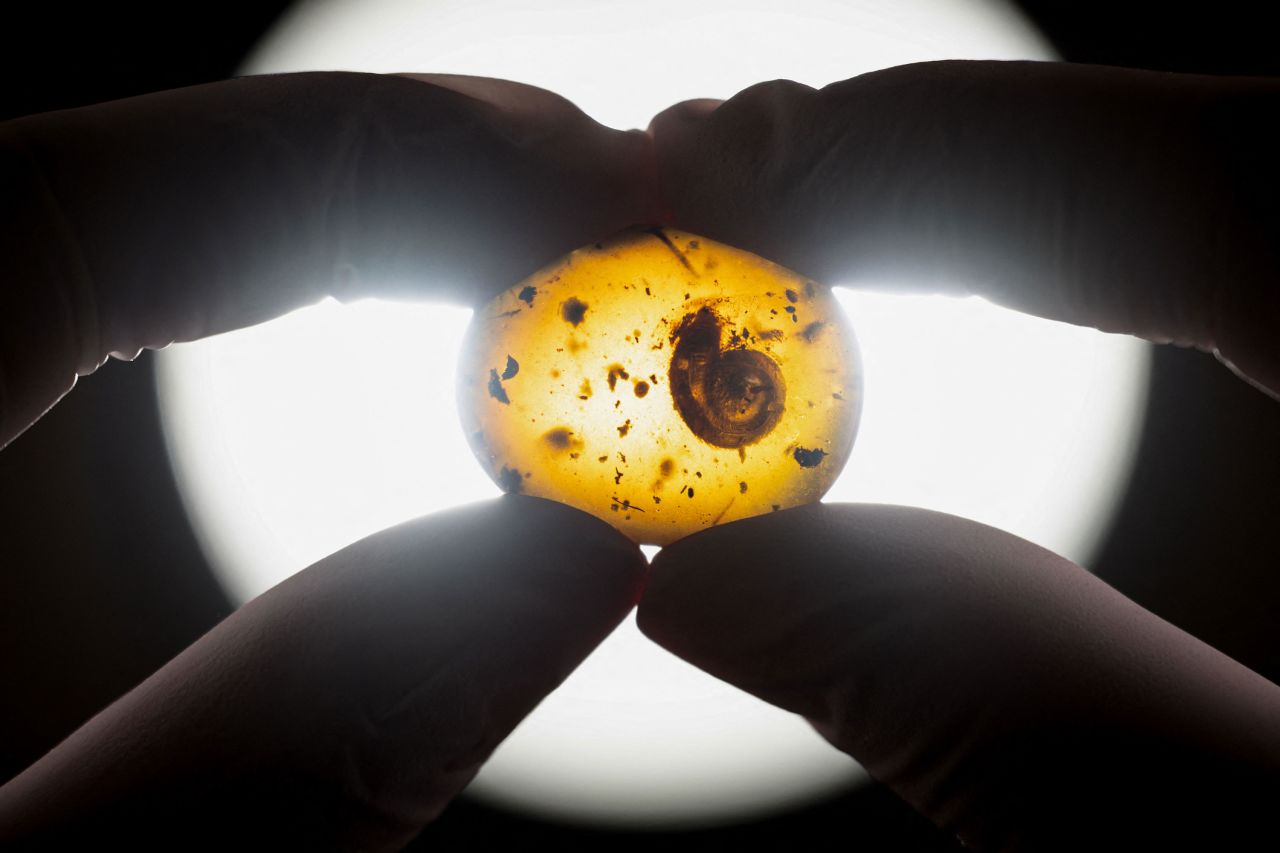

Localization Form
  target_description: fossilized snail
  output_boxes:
[668,306,786,449]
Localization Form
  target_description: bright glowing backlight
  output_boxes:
[157,291,1147,826]
[155,0,1149,829]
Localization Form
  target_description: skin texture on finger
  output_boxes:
[0,71,659,449]
[649,60,1280,396]
[638,503,1280,851]
[0,496,646,850]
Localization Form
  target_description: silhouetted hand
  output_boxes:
[641,505,1280,850]
[0,71,659,449]
[0,72,655,847]
[648,60,1280,396]
[1,497,645,848]
[641,60,1280,850]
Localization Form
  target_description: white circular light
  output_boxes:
[156,0,1150,829]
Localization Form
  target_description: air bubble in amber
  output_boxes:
[457,227,862,545]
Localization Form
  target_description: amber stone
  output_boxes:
[457,227,862,546]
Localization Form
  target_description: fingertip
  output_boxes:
[496,493,650,599]
[617,125,668,228]
[646,501,831,571]
[506,491,646,552]
[646,97,723,135]
[638,503,830,654]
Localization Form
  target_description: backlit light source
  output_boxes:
[156,0,1149,829]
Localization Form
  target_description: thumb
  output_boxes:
[638,503,1280,850]
[0,496,646,849]
[647,97,724,225]
[647,97,723,136]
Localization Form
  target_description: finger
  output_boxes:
[0,496,646,849]
[394,73,584,120]
[650,61,1280,395]
[646,98,721,224]
[647,97,723,135]
[637,503,1280,850]
[0,71,657,448]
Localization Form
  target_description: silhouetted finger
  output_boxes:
[0,71,657,447]
[650,61,1280,395]
[0,496,646,849]
[638,503,1280,850]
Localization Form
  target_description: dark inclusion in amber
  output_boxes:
[669,306,786,448]
[457,227,863,546]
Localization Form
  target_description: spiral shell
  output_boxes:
[669,306,785,448]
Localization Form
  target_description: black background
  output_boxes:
[2,2,1277,849]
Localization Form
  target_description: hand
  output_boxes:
[5,61,1277,848]
[0,496,646,848]
[641,60,1280,849]
[0,72,657,844]
[639,505,1280,849]
[0,71,660,448]
[649,60,1280,396]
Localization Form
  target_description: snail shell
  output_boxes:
[668,306,786,448]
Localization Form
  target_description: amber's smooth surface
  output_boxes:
[457,227,862,545]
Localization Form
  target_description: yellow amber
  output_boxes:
[457,227,862,545]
